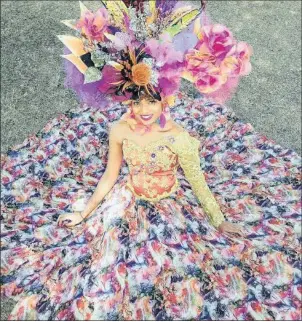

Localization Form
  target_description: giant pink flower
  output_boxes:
[184,23,252,99]
[185,24,237,77]
[76,8,110,43]
[226,41,253,76]
[195,70,224,94]
[195,24,237,64]
[185,49,217,77]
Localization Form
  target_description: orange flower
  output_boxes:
[131,63,152,86]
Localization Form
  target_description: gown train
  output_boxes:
[1,93,301,320]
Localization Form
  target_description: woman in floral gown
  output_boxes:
[1,0,301,320]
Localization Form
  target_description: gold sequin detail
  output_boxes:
[167,132,225,228]
[122,131,225,228]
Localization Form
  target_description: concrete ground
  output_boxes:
[1,0,301,319]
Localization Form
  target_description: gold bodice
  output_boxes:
[122,131,225,228]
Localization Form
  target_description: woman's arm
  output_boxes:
[172,131,226,228]
[80,122,124,220]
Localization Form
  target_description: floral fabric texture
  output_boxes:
[1,93,301,320]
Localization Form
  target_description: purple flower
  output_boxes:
[98,65,132,102]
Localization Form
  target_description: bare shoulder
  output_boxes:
[110,119,127,130]
[109,120,129,144]
[114,119,130,134]
[170,121,187,134]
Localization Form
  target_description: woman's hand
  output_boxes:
[218,221,245,238]
[57,212,83,228]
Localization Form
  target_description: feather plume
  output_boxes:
[149,0,156,16]
[193,17,202,39]
[56,35,87,57]
[60,53,88,74]
[107,61,124,71]
[79,0,91,16]
[164,7,201,37]
[60,19,78,31]
[101,0,128,29]
[164,9,200,37]
[146,0,157,25]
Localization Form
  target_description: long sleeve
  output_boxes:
[173,132,225,228]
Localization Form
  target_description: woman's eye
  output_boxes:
[133,101,140,105]
[149,100,157,104]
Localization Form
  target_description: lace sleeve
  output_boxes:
[173,132,225,228]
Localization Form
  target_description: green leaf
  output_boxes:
[84,67,102,84]
[164,9,201,38]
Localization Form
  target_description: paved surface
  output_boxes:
[1,1,301,319]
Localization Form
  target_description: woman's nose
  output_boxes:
[140,106,151,114]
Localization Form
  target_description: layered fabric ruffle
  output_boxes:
[1,93,301,320]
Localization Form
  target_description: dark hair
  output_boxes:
[132,94,156,102]
[131,89,161,102]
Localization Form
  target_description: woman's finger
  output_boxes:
[236,230,245,237]
[233,228,242,235]
[233,227,242,233]
[226,229,240,237]
[231,225,243,233]
[58,218,68,227]
[224,231,234,238]
[65,219,74,227]
[236,226,244,235]
[228,228,237,233]
[239,227,245,234]
[225,231,241,240]
[57,217,65,225]
[57,215,65,224]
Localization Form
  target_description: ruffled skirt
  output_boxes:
[1,94,301,320]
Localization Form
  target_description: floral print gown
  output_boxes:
[1,93,301,320]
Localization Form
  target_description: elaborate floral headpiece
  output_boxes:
[57,1,253,109]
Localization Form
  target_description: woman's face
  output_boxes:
[131,96,163,125]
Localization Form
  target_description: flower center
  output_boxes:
[131,63,152,86]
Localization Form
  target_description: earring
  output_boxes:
[159,112,166,128]
[156,106,171,128]
[130,107,135,119]
[163,106,171,121]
